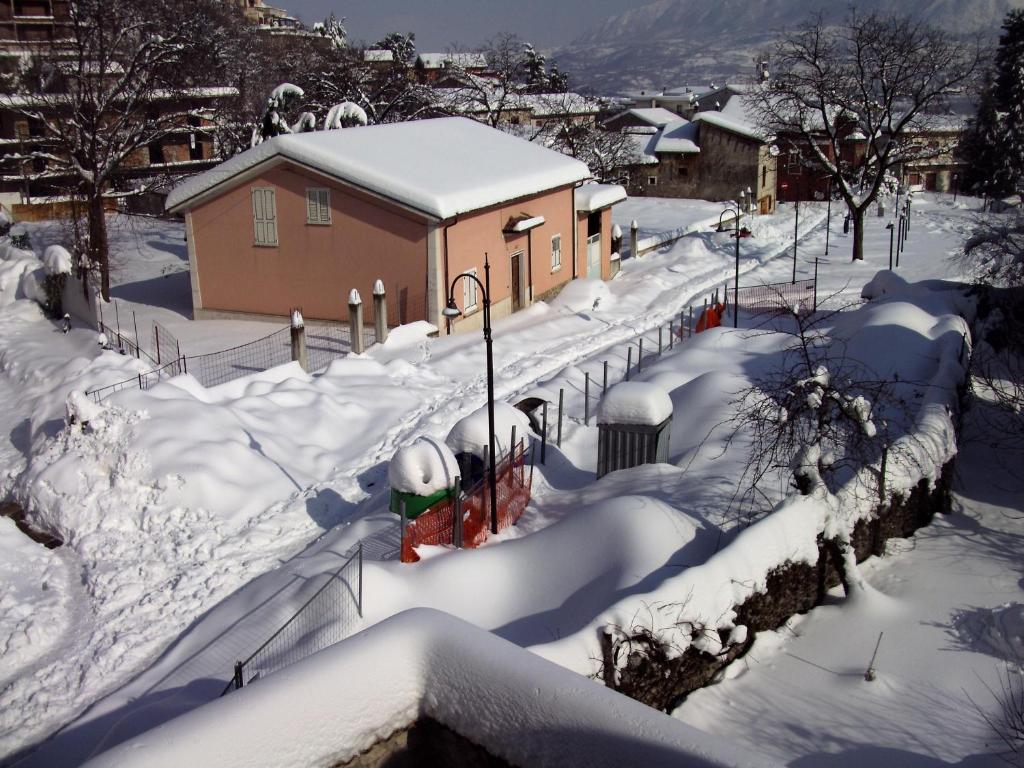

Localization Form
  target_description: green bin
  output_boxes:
[389,487,453,520]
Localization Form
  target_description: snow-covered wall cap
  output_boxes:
[290,309,303,329]
[597,381,673,426]
[388,436,460,495]
[81,609,777,768]
[42,244,73,276]
[372,279,386,296]
[611,223,622,239]
[574,184,627,213]
[165,118,590,220]
[510,215,545,232]
[631,219,638,229]
[348,288,362,306]
[446,401,533,461]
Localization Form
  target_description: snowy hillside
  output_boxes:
[556,0,1024,92]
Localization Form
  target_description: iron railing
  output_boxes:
[224,543,363,694]
[85,357,184,402]
[733,277,817,316]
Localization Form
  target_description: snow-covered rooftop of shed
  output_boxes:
[654,119,700,154]
[165,118,590,220]
[363,48,395,62]
[575,184,627,212]
[83,609,775,768]
[597,381,673,426]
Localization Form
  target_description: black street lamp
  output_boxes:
[824,179,832,256]
[952,173,960,204]
[886,221,894,270]
[792,196,799,284]
[717,202,742,328]
[896,214,904,268]
[442,255,499,535]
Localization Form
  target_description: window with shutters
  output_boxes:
[550,234,562,271]
[462,268,478,312]
[251,187,278,246]
[305,187,331,224]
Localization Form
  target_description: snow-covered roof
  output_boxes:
[605,107,680,128]
[597,381,673,426]
[575,184,627,213]
[691,109,767,143]
[654,119,700,154]
[417,52,487,70]
[166,118,590,220]
[82,609,776,768]
[363,49,394,62]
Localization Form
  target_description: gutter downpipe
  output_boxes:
[572,179,586,279]
[443,216,457,335]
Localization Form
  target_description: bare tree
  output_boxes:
[750,11,981,261]
[1,0,240,301]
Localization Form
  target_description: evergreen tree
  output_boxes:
[523,43,548,93]
[962,11,1024,197]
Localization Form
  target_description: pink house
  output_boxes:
[165,117,625,332]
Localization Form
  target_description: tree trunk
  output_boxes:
[88,191,110,301]
[851,207,866,261]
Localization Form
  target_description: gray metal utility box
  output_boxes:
[595,382,673,478]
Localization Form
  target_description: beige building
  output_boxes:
[166,118,625,331]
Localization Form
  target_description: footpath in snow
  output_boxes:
[0,195,1001,767]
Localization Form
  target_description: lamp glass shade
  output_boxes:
[441,297,462,318]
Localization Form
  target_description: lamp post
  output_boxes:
[824,179,832,256]
[792,195,799,284]
[717,203,742,328]
[952,173,960,204]
[896,214,904,268]
[886,221,894,270]
[442,255,499,535]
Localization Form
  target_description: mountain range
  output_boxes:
[553,0,1024,95]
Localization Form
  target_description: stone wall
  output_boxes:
[601,460,955,713]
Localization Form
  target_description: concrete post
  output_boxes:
[348,289,364,355]
[630,219,639,260]
[290,308,308,371]
[372,279,388,345]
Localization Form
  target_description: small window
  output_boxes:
[252,187,278,246]
[677,167,688,178]
[647,176,657,186]
[306,187,331,224]
[550,234,562,271]
[148,141,163,165]
[462,268,478,312]
[762,165,767,186]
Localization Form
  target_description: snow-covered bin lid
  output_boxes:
[388,436,460,496]
[446,402,533,461]
[597,382,673,426]
[42,245,72,276]
[574,184,627,213]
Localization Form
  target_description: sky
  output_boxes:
[270,0,652,50]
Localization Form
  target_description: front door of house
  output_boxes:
[586,234,601,278]
[510,251,523,311]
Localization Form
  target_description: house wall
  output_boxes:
[695,123,765,204]
[443,184,576,332]
[188,162,429,323]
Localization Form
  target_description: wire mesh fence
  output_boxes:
[182,327,292,388]
[152,321,181,365]
[225,543,363,694]
[733,278,817,316]
[86,357,184,402]
[97,320,157,364]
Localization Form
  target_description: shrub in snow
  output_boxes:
[65,390,104,429]
[324,101,368,130]
[252,83,305,147]
[41,245,73,318]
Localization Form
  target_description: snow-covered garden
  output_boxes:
[0,195,1020,767]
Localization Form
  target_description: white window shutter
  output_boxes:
[264,189,277,244]
[306,188,317,222]
[318,189,330,223]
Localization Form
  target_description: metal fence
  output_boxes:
[85,357,184,402]
[97,320,157,365]
[224,543,363,694]
[152,321,181,365]
[182,326,293,388]
[400,441,533,562]
[733,278,817,316]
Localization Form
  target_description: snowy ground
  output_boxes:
[0,194,1012,767]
